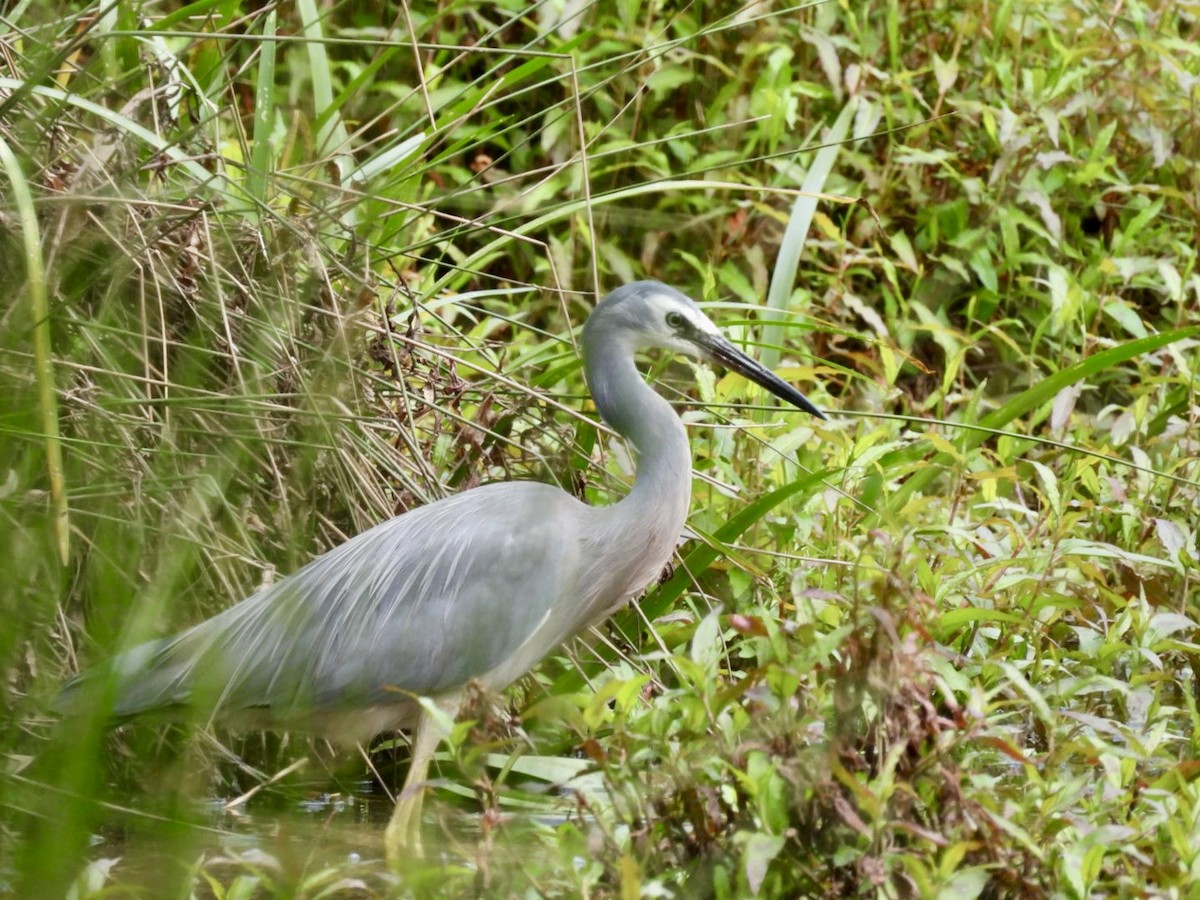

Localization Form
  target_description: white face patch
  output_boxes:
[618,285,724,358]
[690,309,721,336]
[648,290,720,336]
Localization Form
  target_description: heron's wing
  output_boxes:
[61,482,590,727]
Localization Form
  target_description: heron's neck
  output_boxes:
[586,349,692,530]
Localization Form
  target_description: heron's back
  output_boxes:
[57,481,626,742]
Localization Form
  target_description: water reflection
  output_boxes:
[72,760,599,897]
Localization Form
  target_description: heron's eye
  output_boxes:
[665,311,686,330]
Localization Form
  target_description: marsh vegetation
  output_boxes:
[1,1,1198,896]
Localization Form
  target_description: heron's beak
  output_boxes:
[699,334,827,420]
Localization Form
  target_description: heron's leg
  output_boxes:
[383,695,459,863]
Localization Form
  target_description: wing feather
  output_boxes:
[59,482,590,732]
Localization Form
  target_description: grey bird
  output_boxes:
[56,280,825,860]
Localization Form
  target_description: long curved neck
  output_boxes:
[585,344,692,536]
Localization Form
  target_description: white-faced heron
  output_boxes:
[56,280,825,860]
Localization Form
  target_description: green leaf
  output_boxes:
[736,831,785,895]
[690,605,725,673]
[936,608,1026,635]
[937,868,989,900]
[1101,299,1148,338]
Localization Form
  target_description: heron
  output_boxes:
[56,280,825,861]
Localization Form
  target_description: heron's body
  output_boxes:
[57,281,823,860]
[96,479,681,742]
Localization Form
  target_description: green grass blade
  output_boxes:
[295,0,352,186]
[246,9,277,212]
[0,76,240,199]
[434,179,857,295]
[885,326,1200,513]
[761,100,857,370]
[0,136,68,565]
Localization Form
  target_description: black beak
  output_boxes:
[700,334,826,420]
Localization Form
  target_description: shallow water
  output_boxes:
[61,764,594,897]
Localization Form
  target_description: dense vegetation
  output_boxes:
[1,0,1198,896]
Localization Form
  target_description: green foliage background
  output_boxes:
[1,0,1198,896]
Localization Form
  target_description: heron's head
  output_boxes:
[586,280,722,357]
[584,280,826,419]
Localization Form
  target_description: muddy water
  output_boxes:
[71,771,586,896]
